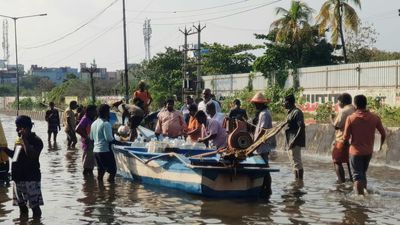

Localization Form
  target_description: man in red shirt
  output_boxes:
[343,95,386,195]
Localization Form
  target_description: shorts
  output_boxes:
[48,124,59,134]
[94,151,117,174]
[332,141,349,163]
[13,181,44,208]
[350,154,372,183]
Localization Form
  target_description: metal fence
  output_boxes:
[202,60,400,106]
[293,60,400,90]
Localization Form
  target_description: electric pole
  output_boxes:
[179,27,196,101]
[81,60,99,104]
[122,0,129,101]
[193,23,206,99]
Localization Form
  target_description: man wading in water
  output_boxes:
[284,94,306,180]
[343,95,386,195]
[0,116,44,219]
[331,93,355,183]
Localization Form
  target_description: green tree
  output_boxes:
[253,27,338,88]
[270,0,314,62]
[0,84,16,96]
[202,43,261,75]
[64,73,78,82]
[346,22,378,63]
[316,0,361,63]
[140,47,183,108]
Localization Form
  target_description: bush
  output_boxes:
[314,102,334,123]
[220,85,302,122]
[11,97,46,111]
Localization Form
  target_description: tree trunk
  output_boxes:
[338,1,348,63]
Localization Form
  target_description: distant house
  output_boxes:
[0,64,24,84]
[28,65,78,84]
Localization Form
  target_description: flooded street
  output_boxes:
[0,114,400,225]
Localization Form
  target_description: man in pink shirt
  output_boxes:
[343,95,386,195]
[155,99,186,139]
[195,111,227,149]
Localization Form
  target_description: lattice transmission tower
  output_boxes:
[2,19,9,62]
[143,18,152,61]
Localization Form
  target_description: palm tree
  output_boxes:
[316,0,361,63]
[270,1,314,62]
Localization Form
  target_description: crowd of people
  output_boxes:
[0,79,387,218]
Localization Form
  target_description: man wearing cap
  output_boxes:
[251,92,276,196]
[0,115,44,218]
[284,94,306,180]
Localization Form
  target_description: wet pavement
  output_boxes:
[0,114,400,225]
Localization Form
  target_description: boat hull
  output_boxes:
[113,146,278,198]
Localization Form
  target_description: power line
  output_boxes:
[207,22,266,32]
[148,0,283,26]
[48,19,123,66]
[128,0,266,21]
[125,0,250,14]
[23,0,119,50]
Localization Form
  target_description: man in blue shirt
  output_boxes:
[90,104,118,182]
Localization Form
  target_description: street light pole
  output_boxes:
[13,18,19,114]
[0,13,47,116]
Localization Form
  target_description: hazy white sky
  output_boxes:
[1,0,399,71]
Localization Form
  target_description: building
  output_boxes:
[106,71,117,80]
[28,65,78,85]
[0,64,24,84]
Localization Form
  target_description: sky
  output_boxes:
[0,0,399,71]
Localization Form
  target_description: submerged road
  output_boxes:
[0,114,399,225]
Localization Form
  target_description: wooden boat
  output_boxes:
[112,145,279,197]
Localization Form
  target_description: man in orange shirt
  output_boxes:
[133,80,152,115]
[343,95,386,195]
[186,104,202,143]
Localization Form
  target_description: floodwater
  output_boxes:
[0,114,400,225]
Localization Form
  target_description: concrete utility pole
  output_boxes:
[81,60,99,104]
[143,18,152,61]
[179,27,196,101]
[193,23,206,99]
[122,0,129,101]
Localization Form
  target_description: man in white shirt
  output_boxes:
[198,88,221,113]
[206,102,225,126]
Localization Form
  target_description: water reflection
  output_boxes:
[280,180,306,224]
[339,199,371,225]
[65,149,79,174]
